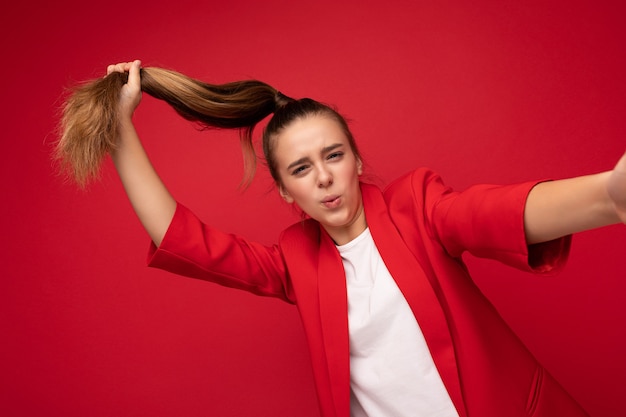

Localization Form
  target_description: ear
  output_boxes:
[357,158,363,175]
[279,184,294,203]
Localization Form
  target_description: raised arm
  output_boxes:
[108,60,176,246]
[57,61,285,244]
[524,151,626,244]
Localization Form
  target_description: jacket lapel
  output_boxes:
[361,183,467,417]
[305,183,466,417]
[317,229,351,417]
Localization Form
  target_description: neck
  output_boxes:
[323,205,367,246]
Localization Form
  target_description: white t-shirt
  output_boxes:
[337,228,459,417]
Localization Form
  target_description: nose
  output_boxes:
[317,166,333,188]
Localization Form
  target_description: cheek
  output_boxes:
[280,180,307,204]
[341,163,361,182]
[291,183,312,200]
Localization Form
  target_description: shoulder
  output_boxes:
[382,168,453,209]
[279,219,321,249]
[385,167,447,192]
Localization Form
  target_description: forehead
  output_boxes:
[273,115,348,159]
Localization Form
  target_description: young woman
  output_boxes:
[56,60,626,417]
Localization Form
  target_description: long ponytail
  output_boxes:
[55,67,289,187]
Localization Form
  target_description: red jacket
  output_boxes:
[148,168,588,417]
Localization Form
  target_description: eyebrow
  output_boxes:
[286,143,344,170]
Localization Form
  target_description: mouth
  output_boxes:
[322,195,341,209]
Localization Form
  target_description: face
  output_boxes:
[273,114,366,245]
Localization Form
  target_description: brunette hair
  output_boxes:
[55,66,361,187]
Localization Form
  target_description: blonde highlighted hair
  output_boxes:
[55,66,360,187]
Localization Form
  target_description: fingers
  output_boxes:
[105,60,143,116]
[106,60,142,77]
[126,60,142,89]
[106,62,129,75]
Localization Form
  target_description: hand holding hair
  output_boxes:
[55,60,284,187]
[107,60,143,121]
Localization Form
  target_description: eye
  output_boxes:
[327,151,344,160]
[291,165,309,176]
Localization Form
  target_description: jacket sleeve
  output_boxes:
[146,202,295,303]
[416,169,571,274]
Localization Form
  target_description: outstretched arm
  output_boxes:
[524,151,626,244]
[109,60,176,246]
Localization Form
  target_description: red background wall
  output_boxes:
[1,0,625,415]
